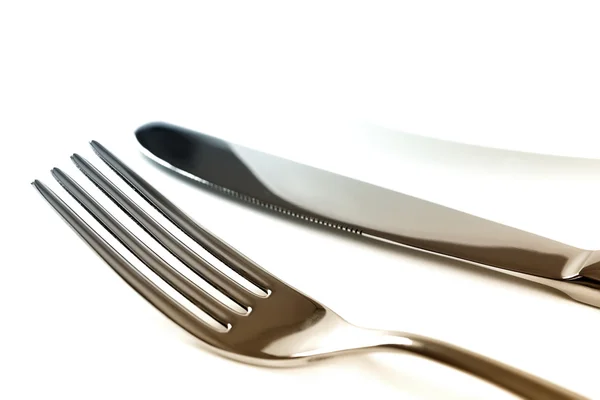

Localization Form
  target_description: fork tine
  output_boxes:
[31,179,224,339]
[90,140,278,292]
[71,153,259,308]
[50,168,237,327]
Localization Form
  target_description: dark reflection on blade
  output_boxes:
[134,122,594,284]
[135,122,364,234]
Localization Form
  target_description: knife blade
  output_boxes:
[133,121,600,308]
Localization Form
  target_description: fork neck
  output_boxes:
[357,329,584,400]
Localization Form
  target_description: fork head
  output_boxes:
[33,142,359,366]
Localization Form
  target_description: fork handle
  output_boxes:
[374,331,586,399]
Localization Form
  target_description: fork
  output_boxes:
[32,141,585,400]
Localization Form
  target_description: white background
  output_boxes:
[2,1,600,399]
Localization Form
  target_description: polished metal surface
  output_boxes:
[33,142,586,399]
[135,122,600,308]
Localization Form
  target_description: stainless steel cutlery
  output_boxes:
[135,122,600,309]
[32,141,586,399]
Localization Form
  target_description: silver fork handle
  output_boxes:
[306,325,585,398]
[373,331,586,399]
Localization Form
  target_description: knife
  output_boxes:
[133,121,600,308]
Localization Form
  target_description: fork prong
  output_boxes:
[31,179,225,339]
[50,168,237,327]
[71,153,259,308]
[90,140,278,292]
